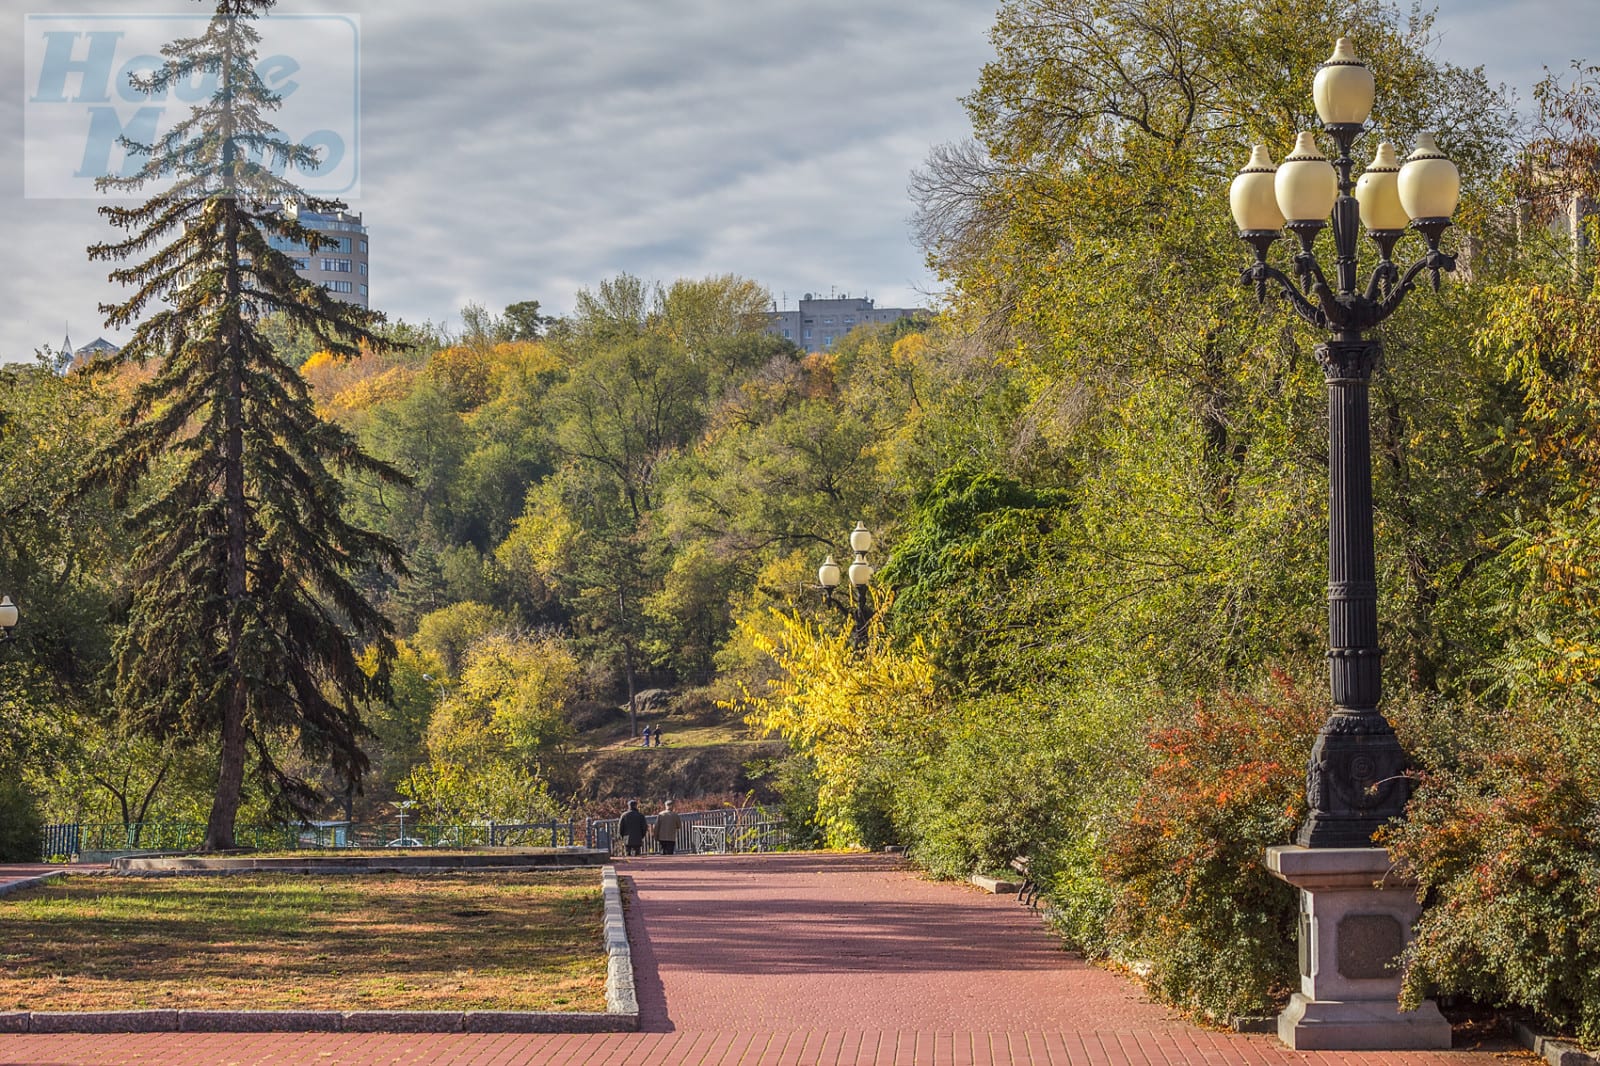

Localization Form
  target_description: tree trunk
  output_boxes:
[204,65,249,853]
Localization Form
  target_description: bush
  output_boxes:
[0,773,43,861]
[1101,673,1323,1022]
[892,693,1076,880]
[1386,700,1600,1047]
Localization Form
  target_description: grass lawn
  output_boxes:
[0,872,606,1012]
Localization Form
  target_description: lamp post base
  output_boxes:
[1265,845,1451,1051]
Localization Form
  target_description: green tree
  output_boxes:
[84,0,406,849]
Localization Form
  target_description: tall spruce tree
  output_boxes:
[85,0,406,850]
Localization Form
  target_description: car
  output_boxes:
[385,836,424,848]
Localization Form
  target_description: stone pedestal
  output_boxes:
[1265,845,1451,1051]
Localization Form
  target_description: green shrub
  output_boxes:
[892,694,1077,880]
[1386,700,1600,1047]
[1101,674,1323,1022]
[0,773,44,861]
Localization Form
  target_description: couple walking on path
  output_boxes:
[619,798,682,856]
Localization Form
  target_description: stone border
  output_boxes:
[0,864,639,1033]
[1514,1018,1600,1066]
[969,873,1019,894]
[0,871,65,899]
[111,848,607,875]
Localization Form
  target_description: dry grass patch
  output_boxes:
[0,872,605,1012]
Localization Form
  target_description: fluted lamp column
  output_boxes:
[1229,36,1464,1054]
[1228,37,1461,849]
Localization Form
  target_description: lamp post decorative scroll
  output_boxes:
[817,522,875,649]
[1230,38,1461,849]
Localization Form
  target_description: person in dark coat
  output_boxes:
[619,799,649,856]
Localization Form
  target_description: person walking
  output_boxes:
[619,799,649,857]
[640,724,652,747]
[652,799,682,855]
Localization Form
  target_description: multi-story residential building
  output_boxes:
[765,294,928,351]
[265,200,371,308]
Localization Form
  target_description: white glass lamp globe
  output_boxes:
[0,596,16,631]
[818,555,842,588]
[1275,133,1339,223]
[1355,142,1409,231]
[849,522,874,554]
[848,559,874,587]
[1313,38,1376,126]
[1231,145,1285,231]
[1397,133,1460,221]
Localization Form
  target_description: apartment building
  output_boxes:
[266,200,371,308]
[765,294,928,351]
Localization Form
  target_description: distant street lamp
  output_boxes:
[817,522,875,648]
[0,596,18,642]
[421,672,447,701]
[1229,38,1460,849]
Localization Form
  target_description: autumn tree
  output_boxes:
[85,0,405,849]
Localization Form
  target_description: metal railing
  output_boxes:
[585,806,789,856]
[41,810,785,859]
[40,818,582,857]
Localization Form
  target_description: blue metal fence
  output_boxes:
[41,810,785,859]
[585,806,789,856]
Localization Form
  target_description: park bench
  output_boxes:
[1011,856,1043,910]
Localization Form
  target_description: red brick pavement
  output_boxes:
[0,852,1531,1065]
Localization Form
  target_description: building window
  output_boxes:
[321,258,352,272]
[359,240,368,253]
[359,262,367,275]
[359,284,369,296]
[803,329,812,339]
[823,317,834,325]
[323,280,353,293]
[320,236,350,253]
[290,258,309,270]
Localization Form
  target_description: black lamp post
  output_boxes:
[817,522,875,649]
[1229,38,1461,848]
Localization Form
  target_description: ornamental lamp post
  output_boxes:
[817,522,875,649]
[1230,37,1459,850]
[0,596,17,641]
[1233,38,1457,1051]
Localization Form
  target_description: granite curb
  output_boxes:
[111,849,607,875]
[1515,1018,1600,1066]
[0,871,66,898]
[0,864,640,1034]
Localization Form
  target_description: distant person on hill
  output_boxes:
[653,727,663,747]
[640,724,652,747]
[619,799,649,857]
[652,799,682,855]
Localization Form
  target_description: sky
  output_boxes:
[1,0,1596,356]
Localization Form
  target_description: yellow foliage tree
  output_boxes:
[404,633,576,822]
[734,607,943,847]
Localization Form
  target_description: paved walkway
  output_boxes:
[0,853,1531,1065]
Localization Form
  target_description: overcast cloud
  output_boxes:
[2,0,1595,355]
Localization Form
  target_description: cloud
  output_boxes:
[2,0,1596,354]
